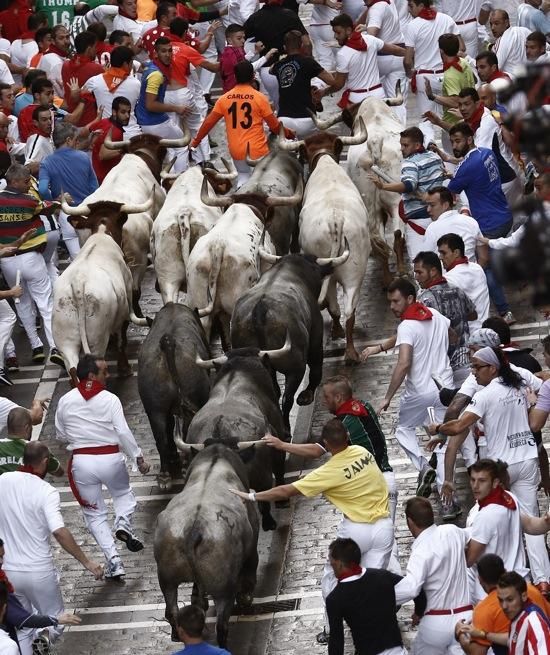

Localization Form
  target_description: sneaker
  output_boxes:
[105,555,125,579]
[316,628,329,645]
[116,528,144,552]
[416,467,436,498]
[536,581,550,599]
[31,346,45,363]
[501,311,516,326]
[442,501,463,522]
[32,633,51,655]
[6,356,19,372]
[0,367,13,386]
[49,348,64,367]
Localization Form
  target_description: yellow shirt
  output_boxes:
[293,445,389,523]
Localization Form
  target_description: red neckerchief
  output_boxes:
[118,7,137,19]
[66,54,94,74]
[443,57,463,72]
[0,140,7,152]
[0,569,14,593]
[418,7,437,19]
[479,486,517,511]
[345,31,368,52]
[153,57,171,81]
[337,564,363,581]
[501,342,520,350]
[424,276,447,289]
[406,146,426,157]
[95,41,113,56]
[17,464,46,479]
[446,256,469,271]
[0,108,11,117]
[46,44,68,58]
[335,398,369,417]
[401,302,433,321]
[77,379,105,401]
[19,30,35,40]
[467,102,485,132]
[488,69,510,82]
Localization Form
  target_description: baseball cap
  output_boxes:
[468,328,501,348]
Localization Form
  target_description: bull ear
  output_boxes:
[67,216,89,230]
[117,213,129,227]
[190,446,201,457]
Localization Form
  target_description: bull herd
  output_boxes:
[51,92,405,648]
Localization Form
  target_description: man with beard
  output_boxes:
[91,96,131,183]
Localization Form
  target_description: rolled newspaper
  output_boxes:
[371,165,396,184]
[14,269,20,304]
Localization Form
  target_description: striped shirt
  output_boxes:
[509,604,550,655]
[0,187,46,251]
[400,150,446,220]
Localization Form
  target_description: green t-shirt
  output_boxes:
[35,0,75,28]
[442,58,476,126]
[0,438,60,475]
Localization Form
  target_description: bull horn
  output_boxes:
[258,331,291,361]
[200,177,234,207]
[103,128,126,150]
[308,108,344,130]
[159,122,191,147]
[120,195,154,214]
[174,435,205,453]
[338,117,368,146]
[277,123,305,151]
[61,192,90,216]
[195,353,228,369]
[236,440,266,450]
[384,80,404,106]
[245,144,263,167]
[265,177,303,207]
[316,237,351,267]
[211,157,238,181]
[160,170,180,180]
[161,156,177,174]
[258,247,282,264]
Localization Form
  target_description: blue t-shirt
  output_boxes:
[173,644,231,655]
[38,147,99,204]
[447,146,512,234]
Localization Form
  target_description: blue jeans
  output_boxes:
[482,220,513,314]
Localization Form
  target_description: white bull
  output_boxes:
[186,178,303,348]
[52,203,150,385]
[151,162,237,305]
[313,87,407,286]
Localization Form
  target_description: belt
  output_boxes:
[338,83,382,109]
[350,83,382,94]
[310,23,329,26]
[416,68,444,75]
[72,445,120,455]
[398,201,428,235]
[426,605,473,616]
[456,17,476,24]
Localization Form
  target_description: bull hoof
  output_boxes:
[236,592,254,608]
[296,389,314,406]
[171,627,179,642]
[157,473,172,491]
[261,515,277,531]
[331,322,345,340]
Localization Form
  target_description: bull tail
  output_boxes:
[179,209,192,266]
[159,334,198,429]
[370,233,392,261]
[318,218,343,306]
[130,312,148,327]
[186,524,208,605]
[198,241,223,317]
[72,279,91,355]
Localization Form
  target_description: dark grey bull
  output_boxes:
[154,441,259,648]
[137,303,210,489]
[182,345,288,531]
[239,148,304,254]
[230,249,349,432]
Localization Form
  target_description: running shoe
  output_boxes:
[115,528,144,552]
[416,467,436,498]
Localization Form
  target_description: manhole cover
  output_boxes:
[235,598,301,616]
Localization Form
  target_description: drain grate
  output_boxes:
[234,598,301,616]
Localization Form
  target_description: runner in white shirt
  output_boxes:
[423,186,483,262]
[378,278,453,497]
[24,107,54,170]
[225,0,259,26]
[437,232,490,331]
[362,0,407,124]
[395,497,472,654]
[441,0,480,56]
[404,0,462,144]
[316,14,405,108]
[37,25,70,98]
[0,397,46,432]
[0,59,14,87]
[308,0,340,73]
[55,355,150,580]
[113,0,147,46]
[433,347,550,592]
[490,10,531,73]
[0,441,102,653]
[9,13,41,88]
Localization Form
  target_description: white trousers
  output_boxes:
[457,21,479,58]
[259,67,279,109]
[234,159,252,189]
[194,22,217,94]
[508,458,550,584]
[378,55,408,125]
[0,251,54,349]
[58,211,80,260]
[405,217,432,261]
[71,451,137,562]
[0,299,16,367]
[412,610,472,655]
[414,72,443,145]
[384,470,401,575]
[41,216,59,285]
[309,24,337,72]
[5,568,64,652]
[321,515,394,601]
[165,86,210,163]
[141,120,189,173]
[502,176,524,208]
[279,116,317,139]
[349,85,386,105]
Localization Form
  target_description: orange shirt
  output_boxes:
[196,83,277,160]
[170,43,204,86]
[472,585,550,648]
[137,0,156,21]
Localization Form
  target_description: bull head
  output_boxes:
[104,124,191,150]
[200,177,303,209]
[60,192,154,217]
[174,438,266,453]
[277,118,368,151]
